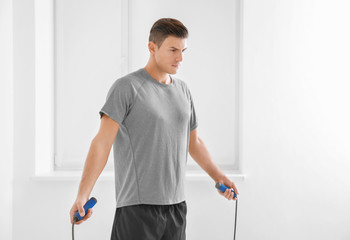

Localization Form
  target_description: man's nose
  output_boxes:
[176,52,184,62]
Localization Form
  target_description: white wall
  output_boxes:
[239,0,350,239]
[4,0,350,239]
[0,0,13,239]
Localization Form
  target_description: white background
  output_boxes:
[1,0,350,239]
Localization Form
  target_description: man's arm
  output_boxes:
[189,128,239,200]
[69,114,120,224]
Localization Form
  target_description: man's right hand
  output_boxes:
[70,198,93,225]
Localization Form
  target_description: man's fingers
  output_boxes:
[70,206,78,224]
[78,206,85,219]
[233,185,239,195]
[86,209,93,218]
[221,188,232,199]
[225,189,231,199]
[228,189,234,200]
[74,210,92,225]
[82,209,93,221]
[225,189,230,199]
[229,181,238,195]
[218,188,237,201]
[216,180,239,200]
[226,188,236,200]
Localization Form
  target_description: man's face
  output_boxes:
[151,35,187,75]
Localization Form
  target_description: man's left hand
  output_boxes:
[216,177,239,200]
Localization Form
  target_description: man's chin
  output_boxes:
[169,68,178,75]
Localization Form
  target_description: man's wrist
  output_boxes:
[76,194,89,203]
[213,173,227,183]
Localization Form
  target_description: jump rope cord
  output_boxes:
[72,219,77,240]
[234,198,238,240]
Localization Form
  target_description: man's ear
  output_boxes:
[148,41,157,54]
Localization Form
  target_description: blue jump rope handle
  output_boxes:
[215,183,237,198]
[73,197,97,222]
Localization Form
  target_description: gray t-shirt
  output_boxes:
[99,68,198,208]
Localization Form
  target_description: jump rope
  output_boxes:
[72,183,238,240]
[72,197,97,240]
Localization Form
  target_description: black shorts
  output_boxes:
[110,200,187,240]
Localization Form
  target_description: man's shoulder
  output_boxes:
[173,76,191,92]
[111,68,146,90]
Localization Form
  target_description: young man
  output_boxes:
[69,18,239,240]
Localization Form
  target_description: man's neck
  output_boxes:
[143,65,171,84]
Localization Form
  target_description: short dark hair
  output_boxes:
[149,18,189,49]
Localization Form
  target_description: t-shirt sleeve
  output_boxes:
[99,79,133,125]
[188,89,198,131]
